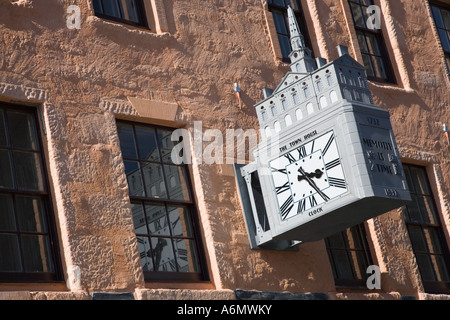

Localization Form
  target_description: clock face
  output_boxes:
[270,130,348,221]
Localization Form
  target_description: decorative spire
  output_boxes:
[287,6,316,73]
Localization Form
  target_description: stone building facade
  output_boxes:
[0,0,449,300]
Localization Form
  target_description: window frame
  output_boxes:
[402,164,450,294]
[0,102,63,283]
[116,120,209,283]
[267,0,315,63]
[325,223,374,289]
[348,0,396,84]
[92,0,149,29]
[429,0,450,74]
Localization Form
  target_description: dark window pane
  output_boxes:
[21,235,54,273]
[361,54,375,77]
[0,150,14,189]
[357,32,369,53]
[432,6,445,29]
[131,202,147,235]
[346,227,363,250]
[327,232,346,248]
[272,11,288,35]
[151,237,176,272]
[372,56,387,79]
[165,165,191,201]
[349,251,369,280]
[278,35,292,60]
[135,126,159,162]
[92,0,103,13]
[0,194,15,231]
[124,0,140,23]
[424,227,443,255]
[408,225,428,252]
[7,111,38,150]
[124,161,145,197]
[417,195,439,225]
[102,0,121,18]
[16,196,47,233]
[406,195,423,223]
[145,203,170,236]
[0,112,7,147]
[332,250,354,279]
[13,151,44,191]
[433,255,450,282]
[174,239,200,273]
[0,234,22,272]
[443,8,450,30]
[142,162,167,199]
[168,206,194,238]
[137,237,153,271]
[438,29,450,52]
[410,166,432,195]
[350,2,366,28]
[416,254,436,281]
[157,129,177,164]
[117,123,138,159]
[365,33,381,56]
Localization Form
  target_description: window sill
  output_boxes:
[87,16,172,40]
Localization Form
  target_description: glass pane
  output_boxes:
[332,250,354,279]
[346,226,363,250]
[92,0,103,13]
[0,111,7,147]
[142,162,167,199]
[406,195,423,223]
[0,234,22,272]
[423,227,443,255]
[124,0,140,23]
[365,33,381,55]
[362,54,375,77]
[438,29,450,52]
[21,235,54,273]
[410,166,432,195]
[13,151,44,191]
[7,111,38,150]
[145,203,170,236]
[432,6,445,29]
[168,206,194,237]
[416,254,436,281]
[131,202,147,235]
[16,196,47,233]
[443,8,450,30]
[0,194,16,231]
[349,251,368,280]
[417,195,439,225]
[165,165,191,201]
[157,129,177,164]
[124,161,145,197]
[360,0,373,6]
[327,232,346,248]
[372,56,387,80]
[137,237,154,271]
[173,239,200,273]
[0,150,14,189]
[278,35,292,60]
[272,11,288,35]
[350,2,366,28]
[408,225,428,253]
[432,255,450,282]
[117,123,138,159]
[151,237,176,272]
[102,0,121,18]
[135,126,159,162]
[357,32,368,53]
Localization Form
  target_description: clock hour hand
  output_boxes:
[297,169,324,181]
[297,167,329,202]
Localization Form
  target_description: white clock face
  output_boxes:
[270,130,348,220]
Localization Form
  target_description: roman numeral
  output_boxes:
[297,145,307,158]
[284,153,296,163]
[325,158,341,171]
[177,248,188,261]
[280,195,294,219]
[328,177,346,189]
[323,133,335,156]
[298,198,306,213]
[275,181,291,194]
[309,195,318,207]
[310,140,315,154]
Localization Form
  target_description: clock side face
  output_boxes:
[270,130,348,221]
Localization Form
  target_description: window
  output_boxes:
[267,0,314,62]
[116,121,208,282]
[92,0,148,28]
[325,223,374,288]
[403,164,450,293]
[430,1,450,73]
[0,103,62,282]
[348,0,396,83]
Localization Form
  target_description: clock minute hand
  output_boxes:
[297,167,330,202]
